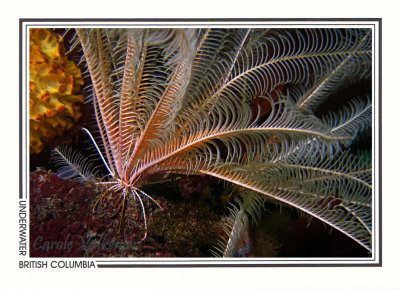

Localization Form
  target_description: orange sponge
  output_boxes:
[29,29,84,154]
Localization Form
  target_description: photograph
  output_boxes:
[2,3,399,288]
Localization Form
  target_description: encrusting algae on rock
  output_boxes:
[29,29,84,154]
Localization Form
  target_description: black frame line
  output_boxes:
[20,17,381,22]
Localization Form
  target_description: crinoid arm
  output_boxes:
[213,191,266,257]
[52,144,98,182]
[202,147,372,252]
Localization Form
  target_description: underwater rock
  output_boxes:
[30,171,172,257]
[148,199,220,257]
